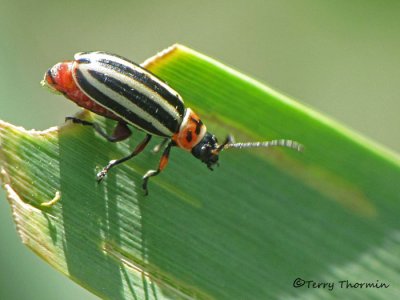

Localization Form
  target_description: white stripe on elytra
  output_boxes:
[75,51,184,106]
[76,66,174,136]
[108,64,181,122]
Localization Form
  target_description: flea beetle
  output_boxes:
[42,51,302,195]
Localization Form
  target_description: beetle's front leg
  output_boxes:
[151,138,169,153]
[97,134,152,182]
[142,142,173,196]
[66,117,131,142]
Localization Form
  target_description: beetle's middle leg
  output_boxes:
[66,117,131,142]
[97,134,152,182]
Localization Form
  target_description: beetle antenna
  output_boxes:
[220,137,303,153]
[214,135,234,153]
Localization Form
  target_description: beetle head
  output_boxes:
[191,132,230,170]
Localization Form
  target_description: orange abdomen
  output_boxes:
[44,61,121,121]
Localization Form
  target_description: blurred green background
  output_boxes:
[0,1,399,299]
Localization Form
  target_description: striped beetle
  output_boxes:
[42,51,303,195]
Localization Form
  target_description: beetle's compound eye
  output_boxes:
[191,132,219,168]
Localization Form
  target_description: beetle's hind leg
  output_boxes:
[66,117,131,142]
[97,134,152,183]
[142,141,173,196]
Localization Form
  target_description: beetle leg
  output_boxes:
[97,134,152,182]
[142,141,173,196]
[151,138,169,153]
[66,117,131,142]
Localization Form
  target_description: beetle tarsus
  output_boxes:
[142,170,158,195]
[96,168,109,183]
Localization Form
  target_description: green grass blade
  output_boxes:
[1,44,400,299]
